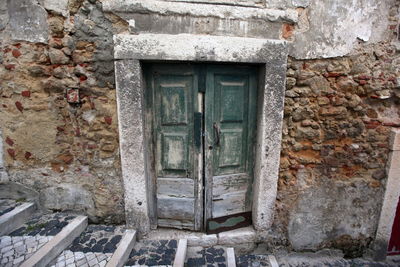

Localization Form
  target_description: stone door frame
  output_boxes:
[113,33,288,236]
[374,129,400,260]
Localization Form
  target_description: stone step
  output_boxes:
[125,239,179,266]
[49,224,127,267]
[0,212,85,267]
[106,230,137,267]
[20,215,88,267]
[0,202,36,236]
[185,245,228,267]
[172,239,187,267]
[0,199,22,217]
[0,211,73,266]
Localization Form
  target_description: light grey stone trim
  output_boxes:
[374,128,400,260]
[114,33,287,235]
[0,129,8,183]
[20,216,88,267]
[106,230,137,267]
[173,239,188,267]
[115,59,151,234]
[226,248,236,267]
[103,0,298,23]
[0,202,36,236]
[114,33,286,63]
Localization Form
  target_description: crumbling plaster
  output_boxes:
[103,0,395,60]
[290,0,394,59]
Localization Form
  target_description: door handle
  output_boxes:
[213,122,220,147]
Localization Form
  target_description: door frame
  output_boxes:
[114,33,288,237]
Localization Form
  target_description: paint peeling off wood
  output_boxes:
[212,191,248,218]
[212,173,250,197]
[158,196,195,220]
[158,219,194,230]
[157,178,194,198]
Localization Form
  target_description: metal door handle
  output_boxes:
[213,122,220,147]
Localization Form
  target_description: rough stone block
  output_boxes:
[217,227,256,245]
[43,0,69,17]
[6,0,49,43]
[40,184,95,217]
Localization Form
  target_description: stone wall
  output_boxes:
[0,0,128,223]
[274,32,400,255]
[0,0,399,257]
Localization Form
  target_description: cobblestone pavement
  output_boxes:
[10,213,76,236]
[125,240,178,266]
[236,255,271,267]
[49,250,112,267]
[0,199,20,217]
[0,235,53,266]
[186,246,227,267]
[274,252,400,267]
[49,225,125,267]
[69,225,125,254]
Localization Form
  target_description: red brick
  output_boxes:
[7,149,15,159]
[104,116,112,125]
[5,137,14,146]
[12,49,21,58]
[25,152,32,159]
[5,64,16,70]
[15,101,23,112]
[21,91,31,97]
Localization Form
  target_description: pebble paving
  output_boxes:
[49,250,111,267]
[185,246,227,267]
[49,225,125,267]
[275,254,400,267]
[0,235,53,267]
[0,212,75,267]
[125,240,178,266]
[236,255,271,267]
[10,213,76,236]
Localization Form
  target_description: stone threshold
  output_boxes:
[142,226,256,248]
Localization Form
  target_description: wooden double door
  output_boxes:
[144,63,258,233]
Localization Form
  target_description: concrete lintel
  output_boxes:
[20,216,88,267]
[0,202,36,236]
[106,230,137,267]
[103,0,298,23]
[114,33,286,63]
[374,129,400,260]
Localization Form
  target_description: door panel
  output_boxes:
[149,65,202,231]
[205,66,257,230]
[146,63,257,232]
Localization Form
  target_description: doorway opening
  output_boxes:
[143,62,259,233]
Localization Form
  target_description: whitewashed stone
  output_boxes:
[218,227,256,245]
[43,0,69,17]
[6,0,49,43]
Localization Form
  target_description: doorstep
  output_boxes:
[142,226,256,250]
